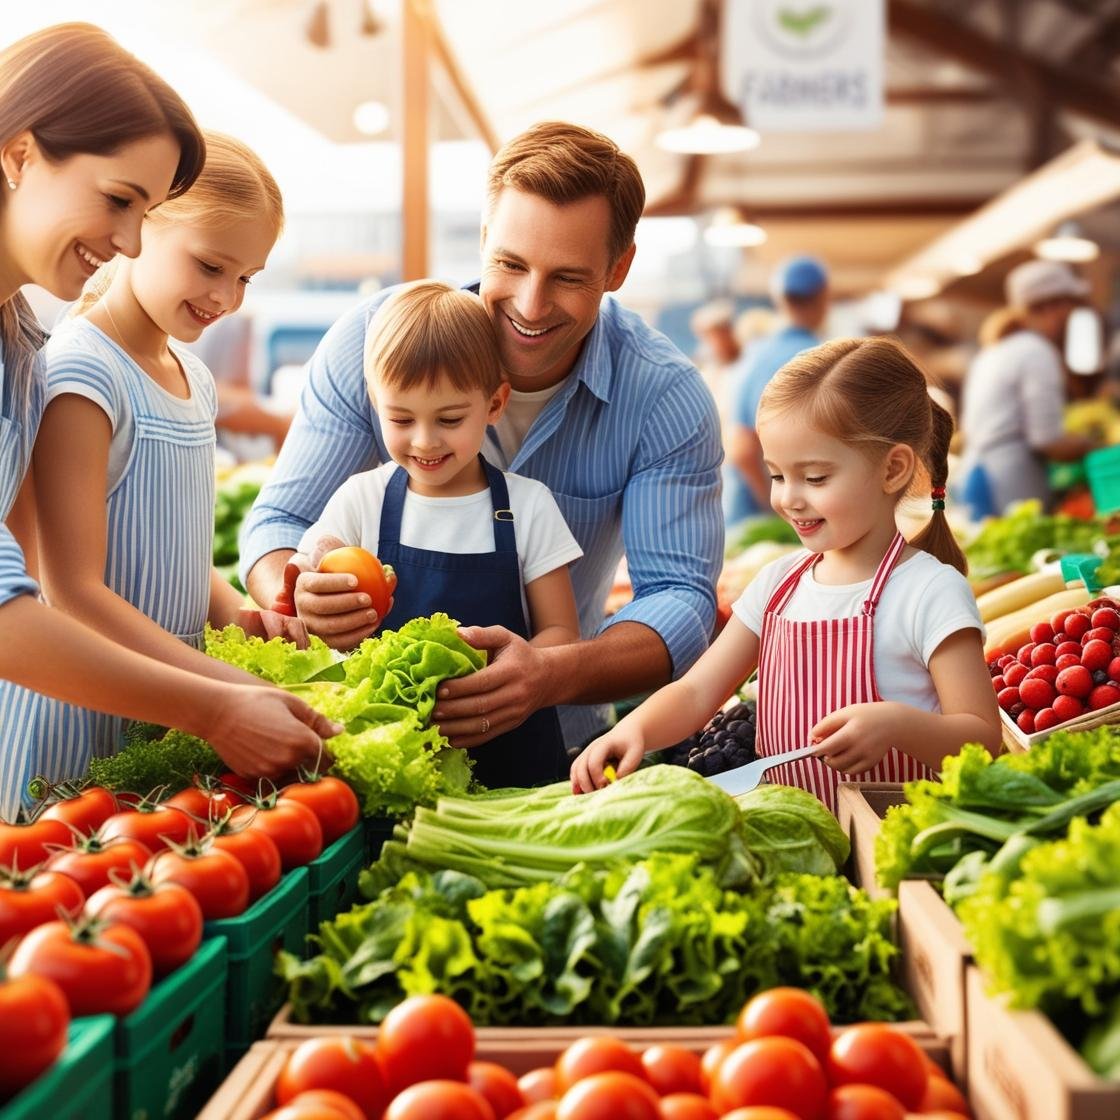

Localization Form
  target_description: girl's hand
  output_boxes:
[810,702,904,774]
[237,606,310,648]
[570,730,646,794]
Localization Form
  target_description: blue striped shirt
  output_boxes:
[0,339,45,608]
[240,287,725,748]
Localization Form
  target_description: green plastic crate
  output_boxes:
[363,815,396,863]
[0,1015,115,1120]
[113,935,227,1120]
[307,825,364,935]
[204,867,309,1055]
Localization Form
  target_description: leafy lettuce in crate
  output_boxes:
[205,624,337,684]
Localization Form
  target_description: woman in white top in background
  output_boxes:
[0,24,337,820]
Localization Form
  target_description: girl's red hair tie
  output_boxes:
[930,487,946,500]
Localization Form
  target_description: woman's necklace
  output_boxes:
[100,299,129,352]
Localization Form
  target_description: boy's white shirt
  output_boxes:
[300,462,583,620]
[733,549,983,715]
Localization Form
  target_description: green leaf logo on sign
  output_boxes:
[757,1,850,58]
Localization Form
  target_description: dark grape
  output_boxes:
[660,700,756,775]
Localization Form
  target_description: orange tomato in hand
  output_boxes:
[318,547,396,618]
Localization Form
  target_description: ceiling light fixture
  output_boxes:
[703,206,766,247]
[305,0,330,48]
[353,100,390,136]
[656,0,760,155]
[360,0,383,36]
[1035,220,1100,263]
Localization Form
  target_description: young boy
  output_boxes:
[294,281,582,786]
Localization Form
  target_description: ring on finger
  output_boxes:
[480,716,490,734]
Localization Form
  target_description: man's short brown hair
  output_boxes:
[486,121,645,265]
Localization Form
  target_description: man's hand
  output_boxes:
[237,607,311,648]
[277,535,387,650]
[431,626,551,748]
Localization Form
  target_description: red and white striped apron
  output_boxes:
[755,531,934,813]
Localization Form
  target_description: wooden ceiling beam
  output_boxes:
[643,195,988,220]
[889,0,1120,132]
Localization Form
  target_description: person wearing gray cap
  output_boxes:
[725,255,829,523]
[958,260,1099,519]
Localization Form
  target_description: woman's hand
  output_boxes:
[570,727,646,793]
[237,606,310,648]
[810,702,906,774]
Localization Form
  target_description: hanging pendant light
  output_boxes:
[703,206,766,247]
[1034,220,1100,263]
[656,0,760,155]
[305,0,330,48]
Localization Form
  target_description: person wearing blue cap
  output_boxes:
[725,255,830,523]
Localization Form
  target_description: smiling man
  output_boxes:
[241,121,723,763]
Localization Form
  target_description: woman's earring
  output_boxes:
[6,180,15,190]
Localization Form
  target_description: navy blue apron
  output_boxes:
[377,457,568,788]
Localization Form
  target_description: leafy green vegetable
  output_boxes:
[279,853,909,1028]
[205,624,337,685]
[361,767,762,894]
[87,727,222,793]
[213,477,263,591]
[1082,997,1120,1080]
[725,515,800,557]
[735,785,850,878]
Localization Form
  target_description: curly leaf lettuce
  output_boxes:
[205,624,337,685]
[736,784,850,877]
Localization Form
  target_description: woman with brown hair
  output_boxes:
[0,24,336,817]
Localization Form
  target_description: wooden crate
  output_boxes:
[835,781,905,901]
[966,968,1120,1120]
[204,1027,951,1120]
[999,701,1120,753]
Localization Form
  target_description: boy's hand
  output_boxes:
[282,535,383,650]
[570,729,645,794]
[810,702,902,774]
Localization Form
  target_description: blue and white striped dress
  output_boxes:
[0,319,217,820]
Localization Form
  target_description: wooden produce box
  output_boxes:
[966,968,1120,1120]
[205,1027,951,1120]
[835,781,905,901]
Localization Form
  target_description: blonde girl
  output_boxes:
[0,24,334,821]
[0,129,331,817]
[573,338,1001,811]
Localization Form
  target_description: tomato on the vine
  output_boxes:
[206,817,281,902]
[86,869,203,978]
[275,1036,390,1119]
[100,802,193,854]
[232,798,322,870]
[40,785,117,835]
[280,776,359,847]
[0,973,70,1098]
[376,994,475,1092]
[47,833,151,898]
[0,817,71,872]
[9,917,151,1016]
[164,781,243,823]
[0,864,84,945]
[148,840,250,920]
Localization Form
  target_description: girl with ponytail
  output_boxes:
[0,27,336,820]
[573,337,1000,812]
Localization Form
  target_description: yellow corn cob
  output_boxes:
[984,586,1093,660]
[975,569,1067,623]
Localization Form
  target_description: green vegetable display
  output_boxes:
[213,476,264,592]
[87,726,222,793]
[205,624,338,685]
[725,515,800,558]
[875,735,1120,893]
[735,784,850,879]
[959,803,1120,1078]
[279,852,909,1028]
[362,767,786,894]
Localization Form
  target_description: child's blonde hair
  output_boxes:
[758,337,967,574]
[73,130,283,316]
[364,281,502,395]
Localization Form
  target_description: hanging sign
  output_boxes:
[723,0,885,132]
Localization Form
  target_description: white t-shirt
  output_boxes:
[493,380,567,461]
[732,549,983,714]
[300,462,583,618]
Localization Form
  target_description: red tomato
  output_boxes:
[0,817,71,872]
[0,973,70,1098]
[86,877,203,978]
[9,918,151,1016]
[736,988,833,1063]
[0,865,84,944]
[508,1106,558,1120]
[916,1076,970,1115]
[554,1037,645,1093]
[376,994,475,1092]
[914,1113,969,1120]
[518,1067,559,1104]
[220,771,259,798]
[699,1038,738,1094]
[233,800,323,870]
[711,1038,827,1120]
[100,804,193,854]
[41,786,117,835]
[148,844,250,920]
[659,1093,720,1120]
[554,1072,660,1120]
[318,547,396,619]
[638,1044,702,1096]
[720,1111,802,1120]
[279,1091,365,1120]
[261,1104,361,1120]
[385,1080,495,1120]
[469,1060,526,1119]
[208,822,282,902]
[825,1084,905,1120]
[275,1036,390,1120]
[280,777,359,847]
[827,1026,928,1111]
[164,784,243,823]
[47,834,151,898]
